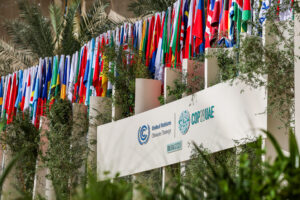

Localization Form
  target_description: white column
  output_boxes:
[33,117,52,199]
[263,21,290,161]
[204,48,220,89]
[71,103,88,188]
[133,78,161,200]
[164,68,181,103]
[88,97,111,173]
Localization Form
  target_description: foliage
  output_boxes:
[42,99,88,199]
[159,62,205,105]
[128,0,176,17]
[0,0,116,73]
[1,111,39,196]
[67,129,300,200]
[0,40,36,75]
[0,148,27,198]
[215,0,299,126]
[72,173,133,200]
[105,46,150,119]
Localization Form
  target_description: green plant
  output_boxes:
[215,1,300,127]
[159,63,204,105]
[1,111,39,196]
[128,0,176,17]
[105,46,150,119]
[42,99,88,199]
[72,173,133,200]
[0,148,27,197]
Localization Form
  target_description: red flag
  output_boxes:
[210,0,222,45]
[4,77,11,115]
[74,46,87,103]
[146,16,155,66]
[93,40,101,96]
[7,73,17,124]
[219,0,229,39]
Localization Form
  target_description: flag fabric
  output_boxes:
[67,52,77,101]
[7,73,17,124]
[193,0,206,53]
[85,38,96,106]
[1,76,8,119]
[185,0,196,57]
[155,11,166,80]
[93,39,102,96]
[242,0,251,32]
[0,78,3,114]
[24,69,31,111]
[170,0,181,67]
[259,0,270,24]
[14,70,23,109]
[32,59,43,127]
[61,56,68,100]
[233,0,243,33]
[149,13,161,75]
[41,58,52,115]
[205,0,215,48]
[48,56,59,104]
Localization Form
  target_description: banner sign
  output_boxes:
[97,81,267,179]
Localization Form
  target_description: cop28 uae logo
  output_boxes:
[138,125,150,145]
[178,110,190,135]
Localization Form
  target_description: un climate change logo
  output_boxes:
[178,110,190,135]
[138,125,150,145]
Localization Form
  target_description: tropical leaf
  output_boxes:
[5,0,55,57]
[0,39,36,74]
[128,0,176,17]
[49,3,63,46]
[59,0,81,55]
[79,0,117,44]
[261,129,285,160]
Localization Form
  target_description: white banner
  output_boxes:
[97,81,267,179]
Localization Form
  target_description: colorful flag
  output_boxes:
[149,13,161,75]
[0,78,3,113]
[155,11,166,80]
[242,0,251,32]
[85,38,96,106]
[170,0,181,66]
[48,56,59,104]
[93,39,102,96]
[24,69,31,111]
[61,56,68,100]
[14,70,23,109]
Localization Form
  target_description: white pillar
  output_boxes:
[33,117,52,199]
[134,79,161,114]
[71,103,88,188]
[205,48,220,89]
[133,78,161,200]
[164,68,181,103]
[1,149,21,200]
[263,21,290,161]
[88,97,111,173]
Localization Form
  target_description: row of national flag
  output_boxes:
[0,0,294,128]
[0,36,111,128]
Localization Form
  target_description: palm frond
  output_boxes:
[128,0,176,17]
[59,0,81,55]
[79,0,117,44]
[5,0,55,58]
[49,3,63,46]
[0,39,37,75]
